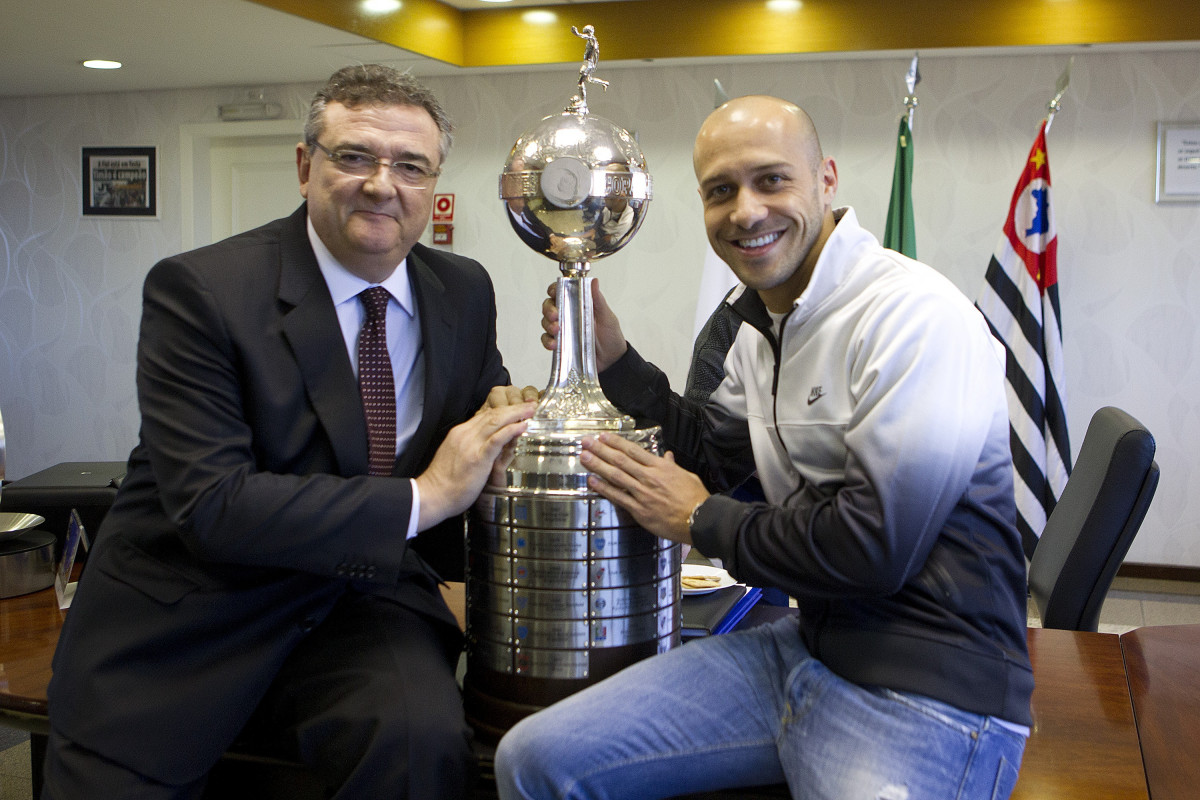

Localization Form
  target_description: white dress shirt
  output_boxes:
[308,219,425,539]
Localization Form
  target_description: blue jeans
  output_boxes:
[494,617,1025,800]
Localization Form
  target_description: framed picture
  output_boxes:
[81,146,158,217]
[1156,122,1200,204]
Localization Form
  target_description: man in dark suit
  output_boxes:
[41,65,535,799]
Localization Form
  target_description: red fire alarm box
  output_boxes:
[433,223,453,245]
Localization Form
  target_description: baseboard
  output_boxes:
[1117,563,1200,583]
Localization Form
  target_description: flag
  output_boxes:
[883,115,916,259]
[976,121,1071,558]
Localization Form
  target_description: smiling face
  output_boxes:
[298,100,441,283]
[693,96,838,312]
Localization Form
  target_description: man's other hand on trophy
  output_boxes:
[538,279,628,370]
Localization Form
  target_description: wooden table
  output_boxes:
[0,583,1154,799]
[1121,624,1200,800]
[1014,627,1147,800]
[0,579,65,733]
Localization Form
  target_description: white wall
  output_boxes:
[2,47,1199,565]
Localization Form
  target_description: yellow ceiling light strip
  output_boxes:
[255,0,464,64]
[250,0,1200,69]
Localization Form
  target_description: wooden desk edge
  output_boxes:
[1120,624,1200,800]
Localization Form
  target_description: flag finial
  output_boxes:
[713,78,729,109]
[1045,56,1073,134]
[903,52,921,128]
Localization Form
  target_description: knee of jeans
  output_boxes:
[494,716,568,797]
[493,717,535,780]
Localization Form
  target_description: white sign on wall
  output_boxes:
[1156,122,1200,203]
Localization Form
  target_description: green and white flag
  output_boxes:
[883,115,916,259]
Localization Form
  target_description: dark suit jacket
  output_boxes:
[47,205,509,784]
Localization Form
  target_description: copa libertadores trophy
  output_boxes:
[464,25,681,741]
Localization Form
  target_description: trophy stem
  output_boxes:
[529,273,632,433]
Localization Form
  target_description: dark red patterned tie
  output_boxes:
[358,287,396,476]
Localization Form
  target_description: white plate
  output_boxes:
[0,512,46,541]
[681,564,737,595]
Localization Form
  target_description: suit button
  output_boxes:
[366,566,377,579]
[300,617,318,633]
[336,564,348,577]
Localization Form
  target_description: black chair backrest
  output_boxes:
[1028,406,1159,632]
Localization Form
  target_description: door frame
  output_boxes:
[179,120,303,251]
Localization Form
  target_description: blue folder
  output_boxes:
[681,585,763,638]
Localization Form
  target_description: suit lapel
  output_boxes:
[398,247,454,476]
[276,207,370,476]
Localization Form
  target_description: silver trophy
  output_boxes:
[464,26,681,740]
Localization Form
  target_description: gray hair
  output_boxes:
[304,64,454,165]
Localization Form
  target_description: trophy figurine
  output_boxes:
[464,26,681,741]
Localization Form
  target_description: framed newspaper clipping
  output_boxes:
[82,145,158,217]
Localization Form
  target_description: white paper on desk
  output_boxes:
[54,508,89,610]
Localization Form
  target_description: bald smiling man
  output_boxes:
[494,95,1034,800]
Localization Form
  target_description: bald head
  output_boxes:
[694,95,823,178]
[690,94,838,312]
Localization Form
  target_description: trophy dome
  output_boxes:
[499,110,652,268]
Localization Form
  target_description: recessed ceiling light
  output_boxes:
[82,60,123,70]
[362,0,401,13]
[766,0,803,11]
[522,10,557,24]
[479,0,513,4]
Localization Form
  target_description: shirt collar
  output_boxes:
[307,217,415,315]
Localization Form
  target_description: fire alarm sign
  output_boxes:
[433,193,454,222]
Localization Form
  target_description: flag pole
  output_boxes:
[1044,56,1073,134]
[884,54,920,259]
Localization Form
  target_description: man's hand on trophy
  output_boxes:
[579,433,708,545]
[414,400,536,531]
[478,386,538,487]
[483,384,541,410]
[539,278,628,372]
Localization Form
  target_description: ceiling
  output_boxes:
[2,0,629,99]
[3,0,1198,100]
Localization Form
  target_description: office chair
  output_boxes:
[1028,406,1159,632]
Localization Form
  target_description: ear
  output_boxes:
[296,142,311,199]
[819,156,838,206]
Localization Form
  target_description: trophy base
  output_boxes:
[462,634,673,743]
[464,426,681,740]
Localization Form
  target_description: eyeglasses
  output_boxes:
[310,141,440,188]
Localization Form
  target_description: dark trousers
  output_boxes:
[42,592,474,800]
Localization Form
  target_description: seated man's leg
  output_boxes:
[254,591,473,800]
[779,660,1026,800]
[41,729,207,800]
[495,616,804,800]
